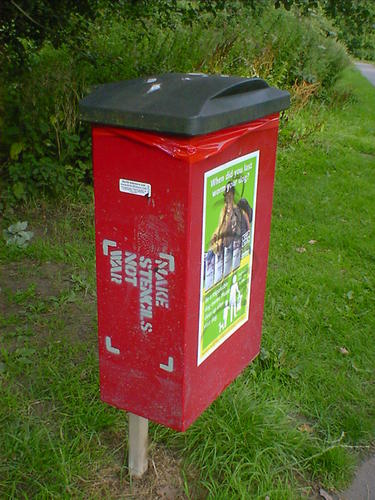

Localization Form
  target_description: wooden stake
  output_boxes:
[128,413,148,478]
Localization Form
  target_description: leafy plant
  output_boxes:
[3,221,34,248]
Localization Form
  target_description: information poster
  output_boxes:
[198,151,259,365]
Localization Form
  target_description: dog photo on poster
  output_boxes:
[198,151,259,365]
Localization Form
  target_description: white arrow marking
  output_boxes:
[105,336,120,355]
[160,356,174,373]
[158,253,175,272]
[103,239,117,256]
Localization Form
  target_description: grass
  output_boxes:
[1,65,375,498]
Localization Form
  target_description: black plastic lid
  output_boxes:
[79,73,290,136]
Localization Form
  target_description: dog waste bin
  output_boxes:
[80,73,290,431]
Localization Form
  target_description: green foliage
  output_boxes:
[0,1,350,202]
[0,0,101,52]
[329,1,375,61]
[275,0,375,61]
[3,221,34,248]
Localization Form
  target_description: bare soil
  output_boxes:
[83,445,196,499]
[0,259,96,345]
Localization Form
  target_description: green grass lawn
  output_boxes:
[1,66,374,499]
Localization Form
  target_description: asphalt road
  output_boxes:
[341,455,375,500]
[355,62,375,86]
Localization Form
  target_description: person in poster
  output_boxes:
[209,183,252,269]
[210,183,242,252]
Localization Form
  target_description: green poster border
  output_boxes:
[197,151,260,366]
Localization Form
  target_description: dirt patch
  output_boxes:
[0,260,72,299]
[83,445,203,499]
[0,259,97,348]
[27,399,58,421]
[59,299,97,344]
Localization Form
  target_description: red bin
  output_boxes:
[80,73,290,431]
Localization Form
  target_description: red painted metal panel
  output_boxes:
[92,114,280,430]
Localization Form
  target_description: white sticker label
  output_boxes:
[119,179,151,197]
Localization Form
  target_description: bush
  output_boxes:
[326,0,375,62]
[0,1,350,202]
